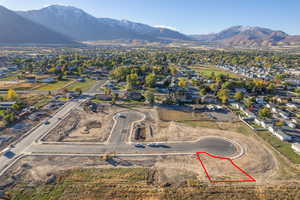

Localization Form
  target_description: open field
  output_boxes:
[156,107,211,121]
[134,106,242,143]
[2,155,300,200]
[66,79,97,92]
[180,121,254,136]
[0,81,42,90]
[0,75,18,81]
[35,80,73,91]
[190,64,241,78]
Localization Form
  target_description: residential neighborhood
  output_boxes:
[0,46,300,200]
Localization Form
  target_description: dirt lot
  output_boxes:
[43,106,115,142]
[132,106,242,143]
[2,155,300,200]
[129,106,283,184]
[43,104,150,142]
[2,105,299,199]
[156,106,238,122]
[0,80,41,90]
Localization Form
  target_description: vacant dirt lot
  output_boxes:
[128,107,279,184]
[44,105,121,142]
[0,80,41,90]
[132,107,247,143]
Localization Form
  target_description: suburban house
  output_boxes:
[201,94,218,104]
[125,91,144,101]
[268,126,292,141]
[286,120,297,129]
[0,101,16,109]
[95,94,112,101]
[24,76,36,83]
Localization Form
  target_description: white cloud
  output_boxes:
[154,25,179,31]
[43,3,71,8]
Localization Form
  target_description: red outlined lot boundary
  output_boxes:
[196,152,256,183]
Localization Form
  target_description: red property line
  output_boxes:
[196,152,256,183]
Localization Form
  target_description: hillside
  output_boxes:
[0,6,75,45]
[17,5,192,42]
[191,26,300,47]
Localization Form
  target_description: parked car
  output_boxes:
[44,121,50,125]
[147,143,159,148]
[134,144,145,148]
[117,113,126,119]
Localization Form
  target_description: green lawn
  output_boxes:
[0,75,18,81]
[36,80,73,91]
[257,131,300,164]
[190,65,241,79]
[179,120,253,136]
[66,79,96,92]
[33,96,53,108]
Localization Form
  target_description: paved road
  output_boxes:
[108,111,143,145]
[29,137,236,156]
[0,101,238,177]
[0,99,83,175]
[28,111,236,157]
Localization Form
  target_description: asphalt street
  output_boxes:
[29,137,236,156]
[0,99,238,177]
[28,111,237,157]
[0,99,83,175]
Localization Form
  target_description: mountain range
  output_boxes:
[0,4,299,47]
[190,26,300,47]
[16,5,191,42]
[0,5,74,45]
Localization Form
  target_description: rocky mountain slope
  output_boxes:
[0,6,75,45]
[17,5,192,42]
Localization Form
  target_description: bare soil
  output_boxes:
[44,105,119,142]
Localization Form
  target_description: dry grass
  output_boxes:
[157,107,211,121]
[6,155,300,200]
[0,81,41,90]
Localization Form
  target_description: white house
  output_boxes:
[286,121,297,129]
[268,126,292,141]
[292,143,300,154]
[274,129,292,141]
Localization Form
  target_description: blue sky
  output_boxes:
[0,0,299,35]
